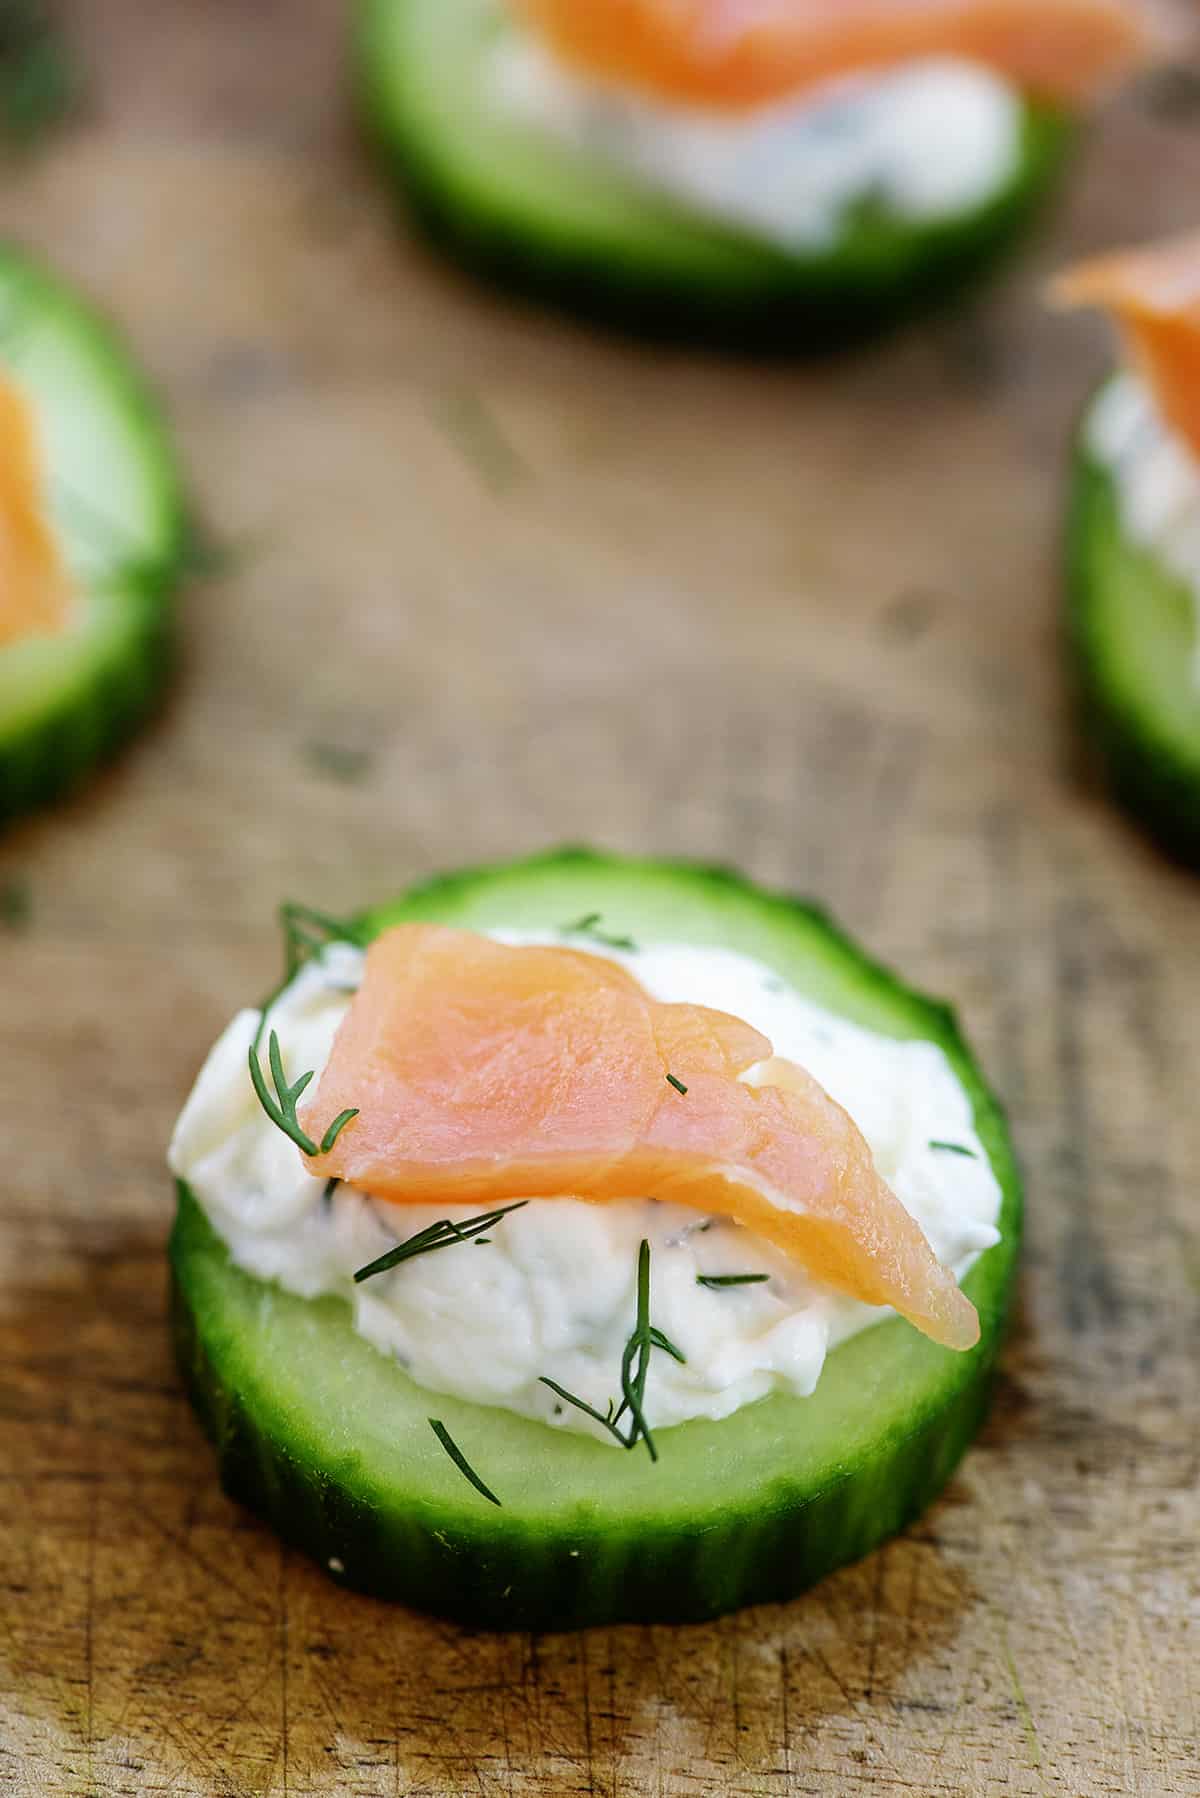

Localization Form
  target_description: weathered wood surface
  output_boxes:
[2,5,1199,1793]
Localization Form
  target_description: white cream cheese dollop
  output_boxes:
[169,934,1002,1441]
[487,28,1022,250]
[1086,372,1200,676]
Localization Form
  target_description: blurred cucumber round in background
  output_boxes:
[354,0,1072,349]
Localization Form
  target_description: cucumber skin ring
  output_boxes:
[0,246,187,832]
[169,849,1021,1630]
[354,0,1072,350]
[1067,428,1200,868]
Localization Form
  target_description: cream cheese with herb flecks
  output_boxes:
[487,27,1022,251]
[169,933,1002,1442]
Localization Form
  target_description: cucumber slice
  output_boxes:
[355,0,1070,347]
[170,849,1020,1629]
[0,246,186,830]
[1067,390,1200,866]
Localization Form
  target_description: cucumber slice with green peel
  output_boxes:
[0,246,186,830]
[355,0,1071,348]
[1067,393,1200,867]
[170,848,1020,1629]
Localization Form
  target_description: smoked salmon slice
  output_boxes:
[1052,231,1200,461]
[508,0,1159,111]
[302,924,980,1350]
[0,371,70,651]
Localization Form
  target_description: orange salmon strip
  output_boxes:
[0,372,71,651]
[510,0,1159,110]
[1053,231,1200,461]
[302,924,980,1350]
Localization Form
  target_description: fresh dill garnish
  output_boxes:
[929,1140,977,1158]
[428,1419,501,1507]
[0,873,31,932]
[436,386,527,496]
[559,912,638,953]
[321,1177,339,1207]
[538,1377,628,1448]
[615,1240,680,1461]
[302,740,373,786]
[0,1,79,151]
[176,519,241,583]
[665,1073,688,1096]
[696,1273,769,1289]
[353,1200,528,1284]
[537,1241,683,1460]
[250,900,362,1054]
[248,1029,358,1158]
[280,900,359,981]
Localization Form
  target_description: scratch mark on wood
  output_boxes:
[998,1615,1044,1789]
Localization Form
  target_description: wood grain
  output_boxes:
[2,5,1199,1793]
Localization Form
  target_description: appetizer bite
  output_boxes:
[355,0,1154,344]
[0,247,185,829]
[169,850,1019,1628]
[1055,232,1200,864]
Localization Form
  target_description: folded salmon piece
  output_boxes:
[509,0,1161,111]
[1053,230,1200,460]
[302,924,980,1350]
[0,372,71,650]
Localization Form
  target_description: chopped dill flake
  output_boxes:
[176,520,240,583]
[0,1,79,150]
[248,1029,358,1158]
[929,1140,977,1159]
[559,912,638,953]
[0,873,31,932]
[428,1419,501,1507]
[696,1273,769,1289]
[353,1201,527,1283]
[436,386,527,496]
[321,1178,339,1207]
[302,740,373,786]
[665,1073,688,1096]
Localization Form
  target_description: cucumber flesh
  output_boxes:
[0,246,185,829]
[171,849,1021,1629]
[356,0,1070,347]
[1068,397,1200,866]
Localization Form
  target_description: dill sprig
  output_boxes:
[280,900,360,981]
[248,1029,358,1159]
[428,1419,501,1507]
[615,1240,685,1461]
[250,900,361,1055]
[696,1273,768,1289]
[0,0,78,151]
[539,1239,684,1462]
[560,911,638,953]
[538,1378,628,1448]
[665,1073,688,1096]
[0,873,31,932]
[353,1200,528,1284]
[929,1140,976,1158]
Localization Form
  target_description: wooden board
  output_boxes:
[2,5,1199,1793]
